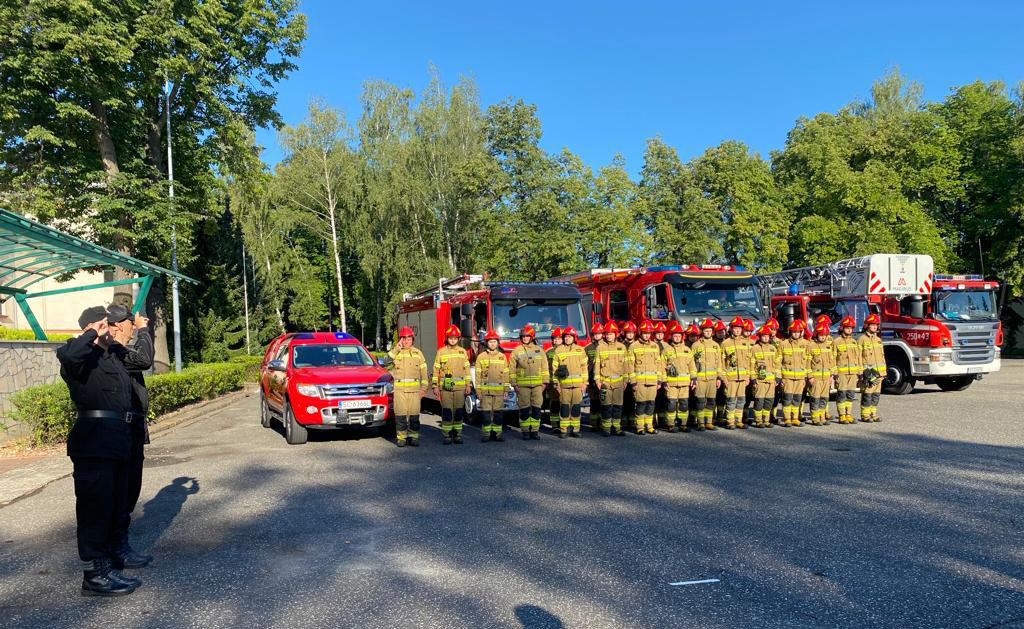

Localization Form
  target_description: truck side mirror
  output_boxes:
[460,303,473,317]
[459,319,474,339]
[268,359,286,372]
[377,354,393,368]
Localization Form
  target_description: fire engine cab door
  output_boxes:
[645,284,671,321]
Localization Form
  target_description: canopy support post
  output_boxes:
[12,293,46,341]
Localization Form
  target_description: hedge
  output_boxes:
[9,354,263,446]
[0,327,72,342]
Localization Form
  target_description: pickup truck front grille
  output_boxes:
[320,383,386,399]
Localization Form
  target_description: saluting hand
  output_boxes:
[134,313,149,329]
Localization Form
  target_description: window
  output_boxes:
[581,294,594,325]
[609,290,629,321]
[646,284,670,320]
[491,300,587,341]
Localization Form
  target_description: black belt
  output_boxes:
[78,410,141,423]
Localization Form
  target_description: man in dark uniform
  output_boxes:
[57,306,152,596]
[106,304,154,571]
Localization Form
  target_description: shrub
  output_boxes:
[0,327,72,342]
[9,358,262,446]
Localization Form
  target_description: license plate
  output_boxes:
[967,367,981,373]
[338,399,371,410]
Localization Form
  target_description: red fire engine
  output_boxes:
[758,254,1002,394]
[396,274,590,415]
[552,265,767,329]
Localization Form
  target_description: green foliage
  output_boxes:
[8,358,260,446]
[0,328,72,342]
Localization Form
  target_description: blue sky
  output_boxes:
[254,0,1024,173]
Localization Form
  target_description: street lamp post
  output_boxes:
[165,76,182,373]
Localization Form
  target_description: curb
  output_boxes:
[0,384,256,507]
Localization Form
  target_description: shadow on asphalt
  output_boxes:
[2,412,1023,628]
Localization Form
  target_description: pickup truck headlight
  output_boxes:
[383,381,394,394]
[296,384,320,398]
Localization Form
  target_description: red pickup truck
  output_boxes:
[259,332,394,444]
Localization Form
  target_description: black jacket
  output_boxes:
[57,329,151,460]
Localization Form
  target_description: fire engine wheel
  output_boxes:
[284,403,308,445]
[883,362,915,395]
[937,376,974,392]
[260,390,272,428]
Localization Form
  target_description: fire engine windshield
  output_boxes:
[670,281,763,319]
[933,289,998,321]
[292,345,375,368]
[491,300,587,341]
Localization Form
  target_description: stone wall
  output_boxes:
[0,340,64,440]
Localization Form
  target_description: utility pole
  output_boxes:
[165,76,182,372]
[242,243,251,354]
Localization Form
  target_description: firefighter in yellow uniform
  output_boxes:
[619,321,638,429]
[432,325,471,445]
[387,326,428,447]
[594,322,628,436]
[858,313,886,422]
[551,327,588,438]
[751,325,779,427]
[546,327,563,431]
[474,329,509,442]
[719,316,753,429]
[808,322,836,426]
[741,319,757,424]
[712,320,728,423]
[685,323,701,427]
[584,322,604,430]
[778,320,810,426]
[509,325,548,440]
[832,316,862,424]
[691,318,723,431]
[661,322,696,432]
[653,322,670,428]
[628,321,664,434]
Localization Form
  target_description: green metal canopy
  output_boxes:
[0,208,195,340]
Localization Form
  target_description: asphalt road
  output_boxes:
[1,363,1022,629]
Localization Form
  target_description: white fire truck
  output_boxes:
[758,254,1002,394]
[396,274,590,415]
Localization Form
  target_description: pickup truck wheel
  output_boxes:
[260,390,272,428]
[937,376,974,392]
[284,403,308,445]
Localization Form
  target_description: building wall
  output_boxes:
[0,270,116,335]
[0,340,64,440]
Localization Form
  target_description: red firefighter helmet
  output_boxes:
[604,321,620,335]
[667,321,684,335]
[713,320,727,332]
[865,313,881,326]
[789,320,806,333]
[398,326,415,338]
[653,321,667,333]
[814,323,830,337]
[840,316,856,329]
[521,325,536,338]
[562,326,578,339]
[729,316,745,328]
[699,318,716,330]
[638,320,654,333]
[551,326,562,338]
[622,321,638,334]
[591,322,605,337]
[686,323,700,336]
[766,317,780,331]
[816,314,832,327]
[742,319,754,332]
[484,329,500,341]
[756,325,773,337]
[444,325,460,338]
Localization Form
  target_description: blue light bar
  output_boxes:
[647,265,681,272]
[334,332,352,340]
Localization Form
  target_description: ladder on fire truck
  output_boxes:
[757,257,873,297]
[402,274,486,301]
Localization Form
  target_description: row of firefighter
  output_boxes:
[383,314,887,447]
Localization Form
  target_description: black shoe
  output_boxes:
[558,432,567,439]
[615,428,626,436]
[522,431,530,440]
[570,431,581,438]
[602,430,611,437]
[109,569,142,588]
[443,435,453,445]
[454,434,463,444]
[482,434,490,443]
[81,560,135,597]
[635,430,644,435]
[668,426,679,433]
[409,439,419,447]
[112,541,153,570]
[495,432,504,442]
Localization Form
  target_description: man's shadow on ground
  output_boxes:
[132,476,199,550]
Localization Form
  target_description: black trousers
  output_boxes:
[111,441,145,549]
[72,456,129,562]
